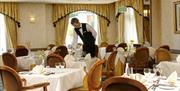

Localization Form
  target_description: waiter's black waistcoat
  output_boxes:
[74,23,95,57]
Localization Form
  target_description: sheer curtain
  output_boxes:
[124,8,138,44]
[0,14,7,54]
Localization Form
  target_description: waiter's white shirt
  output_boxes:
[72,23,97,48]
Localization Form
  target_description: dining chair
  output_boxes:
[106,45,116,52]
[99,42,108,47]
[133,44,142,49]
[69,59,104,91]
[55,45,68,58]
[2,52,18,72]
[105,51,118,78]
[0,66,49,91]
[154,48,171,64]
[129,47,149,73]
[95,45,99,57]
[159,45,170,51]
[47,53,66,68]
[15,45,29,57]
[102,77,148,91]
[117,43,127,50]
[47,44,56,50]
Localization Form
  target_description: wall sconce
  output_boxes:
[29,16,36,23]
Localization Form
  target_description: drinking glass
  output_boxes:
[156,67,163,76]
[55,62,60,68]
[60,62,66,69]
[149,69,156,78]
[144,68,150,77]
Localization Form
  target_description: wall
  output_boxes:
[161,0,180,49]
[17,3,117,48]
[151,0,162,48]
[18,3,55,48]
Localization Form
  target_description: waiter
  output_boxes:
[71,18,97,57]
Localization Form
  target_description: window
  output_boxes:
[0,14,7,55]
[66,11,98,46]
[124,8,138,44]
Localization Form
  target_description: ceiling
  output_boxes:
[0,0,118,4]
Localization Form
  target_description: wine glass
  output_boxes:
[55,62,60,68]
[60,62,66,69]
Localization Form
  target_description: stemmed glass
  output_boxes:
[55,62,61,68]
[60,62,66,69]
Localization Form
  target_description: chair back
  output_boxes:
[133,44,142,49]
[117,43,127,50]
[159,45,170,51]
[15,45,28,57]
[55,45,68,58]
[47,53,65,67]
[106,45,116,52]
[95,45,99,57]
[0,66,22,91]
[106,51,118,78]
[100,42,108,47]
[2,52,18,71]
[88,59,104,91]
[155,48,171,64]
[131,47,149,72]
[102,77,148,91]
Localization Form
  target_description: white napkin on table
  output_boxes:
[176,55,180,63]
[84,53,91,61]
[64,54,76,62]
[31,65,45,74]
[99,47,106,59]
[51,46,57,52]
[167,71,177,84]
[117,47,125,53]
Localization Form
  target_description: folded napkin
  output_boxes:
[51,46,57,52]
[84,53,91,61]
[176,55,180,63]
[31,65,45,74]
[64,54,76,62]
[167,71,177,85]
[99,47,106,59]
[117,47,125,53]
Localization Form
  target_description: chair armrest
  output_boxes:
[22,82,49,90]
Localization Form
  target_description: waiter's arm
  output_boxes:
[86,24,97,39]
[72,30,78,48]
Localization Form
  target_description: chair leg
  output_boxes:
[43,86,47,91]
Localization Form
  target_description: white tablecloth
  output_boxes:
[66,57,98,71]
[157,61,180,77]
[148,78,180,91]
[19,68,85,91]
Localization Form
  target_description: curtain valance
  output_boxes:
[115,0,143,17]
[53,4,113,27]
[0,3,20,27]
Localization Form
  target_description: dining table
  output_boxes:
[19,68,85,91]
